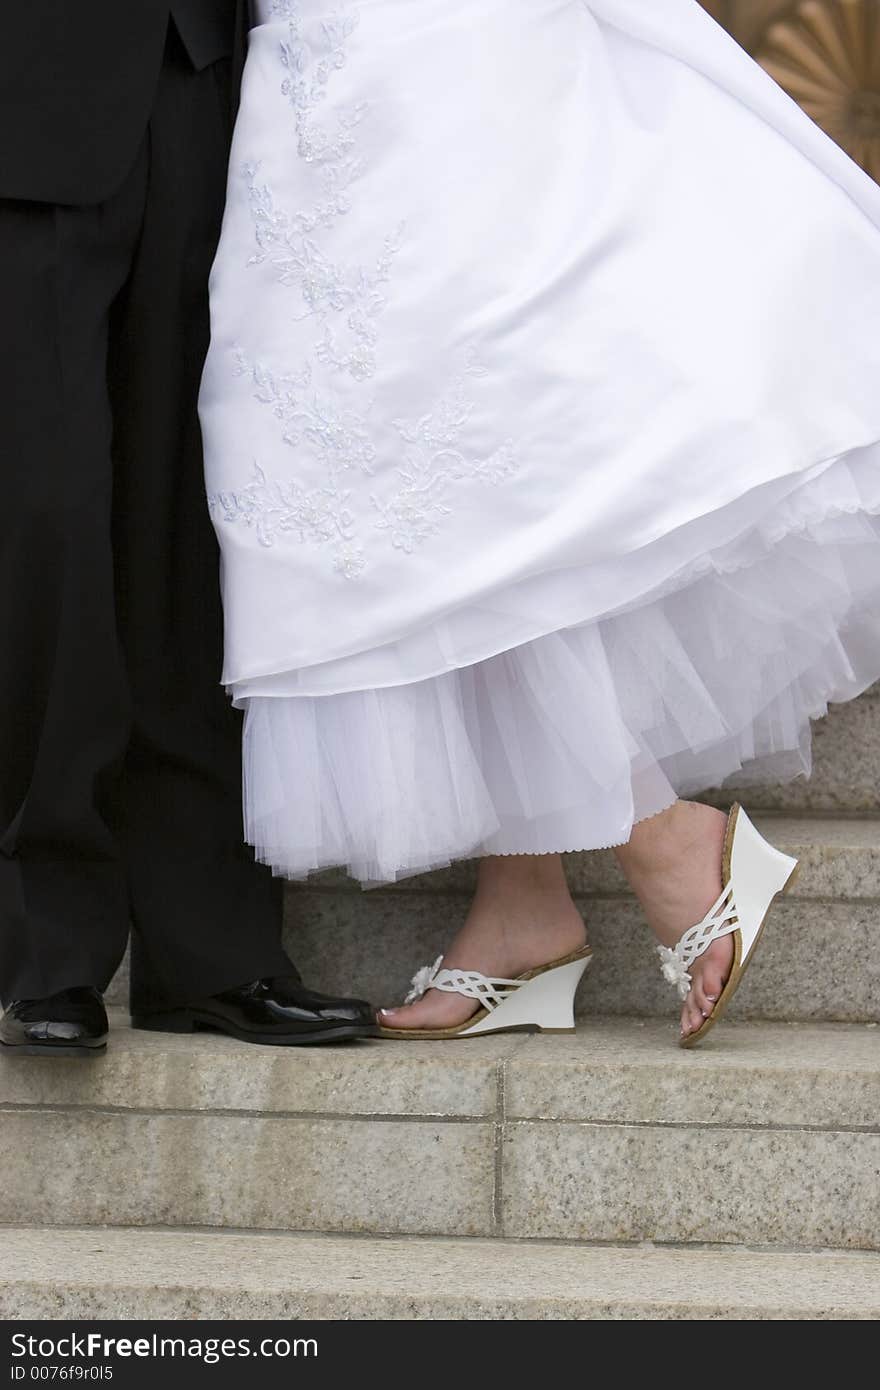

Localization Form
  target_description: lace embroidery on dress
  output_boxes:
[374,351,519,554]
[209,346,372,578]
[209,2,520,578]
[230,348,376,474]
[209,4,377,579]
[209,462,366,579]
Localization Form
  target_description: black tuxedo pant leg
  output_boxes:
[0,34,287,1013]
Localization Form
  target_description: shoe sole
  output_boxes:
[0,1040,107,1058]
[130,1014,380,1046]
[378,1022,576,1041]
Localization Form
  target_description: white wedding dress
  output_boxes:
[200,0,880,883]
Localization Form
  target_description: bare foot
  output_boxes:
[379,855,588,1032]
[615,800,731,1039]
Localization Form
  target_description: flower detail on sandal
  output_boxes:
[657,942,693,1000]
[404,955,443,1004]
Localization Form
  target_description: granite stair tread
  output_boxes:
[0,1013,877,1126]
[1,1226,878,1320]
[2,1017,878,1249]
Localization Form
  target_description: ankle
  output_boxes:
[471,870,581,937]
[476,853,570,896]
[615,801,724,877]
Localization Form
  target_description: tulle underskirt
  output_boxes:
[242,449,880,884]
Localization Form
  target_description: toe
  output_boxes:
[690,975,717,1022]
[377,988,478,1032]
[378,1002,421,1030]
[680,994,703,1037]
[702,937,734,999]
[697,961,726,1005]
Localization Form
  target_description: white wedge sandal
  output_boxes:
[378,945,592,1040]
[659,804,799,1049]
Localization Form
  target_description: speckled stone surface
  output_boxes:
[2,1228,878,1320]
[3,1016,876,1129]
[504,1020,880,1127]
[2,1018,877,1243]
[0,1017,514,1119]
[0,1110,494,1236]
[502,1122,880,1248]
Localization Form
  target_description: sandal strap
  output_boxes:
[656,882,739,1001]
[404,955,522,1008]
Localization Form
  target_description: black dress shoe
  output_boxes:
[0,987,109,1057]
[131,975,379,1045]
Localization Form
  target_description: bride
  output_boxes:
[200,0,880,1045]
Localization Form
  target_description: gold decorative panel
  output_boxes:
[701,0,880,180]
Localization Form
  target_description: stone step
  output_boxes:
[2,1226,878,1320]
[2,1016,877,1249]
[722,686,880,813]
[284,815,880,1022]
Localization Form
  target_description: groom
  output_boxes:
[0,1,376,1055]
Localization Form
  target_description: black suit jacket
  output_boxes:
[0,1,244,205]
